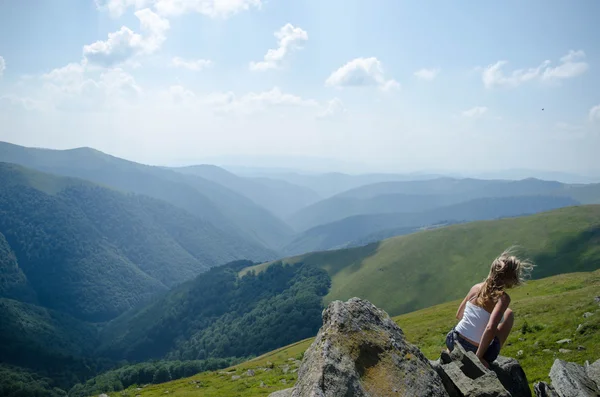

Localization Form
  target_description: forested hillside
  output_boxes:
[99,261,330,363]
[0,163,274,321]
[0,142,293,250]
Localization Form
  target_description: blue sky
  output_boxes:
[0,0,599,174]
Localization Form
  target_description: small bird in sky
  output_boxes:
[542,108,544,111]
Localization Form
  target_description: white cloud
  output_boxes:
[325,57,399,91]
[166,85,197,104]
[155,0,261,17]
[95,0,150,18]
[542,50,589,81]
[155,85,318,116]
[98,0,261,18]
[462,106,488,118]
[590,105,600,122]
[171,57,213,71]
[249,24,308,71]
[41,63,141,111]
[0,95,43,111]
[0,56,5,77]
[414,68,440,81]
[83,8,169,67]
[317,98,347,119]
[482,50,588,88]
[212,87,318,115]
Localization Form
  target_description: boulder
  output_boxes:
[491,356,532,397]
[289,298,449,396]
[586,359,600,389]
[549,359,599,397]
[435,342,518,397]
[533,382,559,397]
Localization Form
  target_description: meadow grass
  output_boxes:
[107,269,600,397]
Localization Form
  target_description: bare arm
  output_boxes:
[456,285,479,320]
[476,294,510,359]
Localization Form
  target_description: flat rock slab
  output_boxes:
[549,359,600,397]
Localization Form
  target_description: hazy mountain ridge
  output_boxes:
[288,177,600,231]
[0,163,274,321]
[283,195,580,255]
[0,141,291,251]
[174,165,321,219]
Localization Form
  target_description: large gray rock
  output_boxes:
[289,298,449,397]
[533,382,559,397]
[491,356,532,397]
[549,359,599,397]
[586,359,600,390]
[436,342,512,397]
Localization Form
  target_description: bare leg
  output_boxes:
[496,308,514,348]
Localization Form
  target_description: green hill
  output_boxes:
[284,195,579,255]
[246,205,600,317]
[0,141,293,250]
[98,260,331,363]
[0,298,101,390]
[91,269,600,396]
[173,165,321,219]
[288,177,600,231]
[0,163,273,321]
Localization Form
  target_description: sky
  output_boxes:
[0,0,599,175]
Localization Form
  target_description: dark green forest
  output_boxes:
[0,162,274,321]
[99,260,331,362]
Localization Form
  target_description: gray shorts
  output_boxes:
[445,328,501,363]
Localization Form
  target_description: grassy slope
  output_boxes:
[106,269,600,396]
[243,205,600,317]
[282,195,579,256]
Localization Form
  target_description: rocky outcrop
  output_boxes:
[534,359,600,397]
[271,298,533,397]
[431,341,528,397]
[587,359,600,389]
[287,298,449,396]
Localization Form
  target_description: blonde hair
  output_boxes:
[476,247,534,306]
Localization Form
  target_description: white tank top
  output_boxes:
[455,301,491,343]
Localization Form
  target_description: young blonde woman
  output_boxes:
[446,249,534,368]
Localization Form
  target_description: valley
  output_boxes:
[0,142,599,396]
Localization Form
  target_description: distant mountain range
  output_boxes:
[283,195,580,255]
[172,165,321,219]
[1,138,599,397]
[287,178,600,231]
[0,141,293,251]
